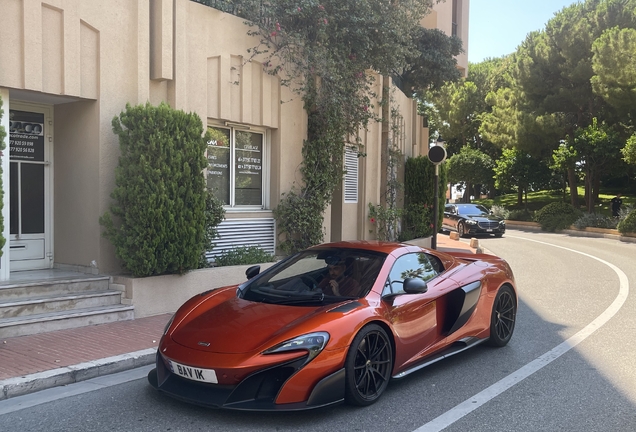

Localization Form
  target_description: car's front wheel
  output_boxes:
[487,285,516,347]
[344,324,393,406]
[457,222,466,237]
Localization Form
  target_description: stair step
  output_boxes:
[0,276,111,301]
[0,305,135,338]
[0,290,122,319]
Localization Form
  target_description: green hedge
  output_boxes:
[534,202,581,232]
[100,102,211,277]
[403,156,447,239]
[617,209,636,235]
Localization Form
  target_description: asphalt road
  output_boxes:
[1,229,635,432]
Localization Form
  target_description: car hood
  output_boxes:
[170,296,326,354]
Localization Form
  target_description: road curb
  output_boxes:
[0,348,156,400]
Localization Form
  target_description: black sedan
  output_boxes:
[442,204,506,238]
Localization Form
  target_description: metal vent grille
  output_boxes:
[206,218,276,261]
[344,148,358,203]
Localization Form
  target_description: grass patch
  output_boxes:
[476,188,635,217]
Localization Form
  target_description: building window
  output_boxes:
[206,125,267,208]
[344,147,358,203]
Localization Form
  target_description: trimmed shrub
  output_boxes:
[508,209,534,221]
[491,205,510,220]
[400,203,434,241]
[573,213,617,230]
[214,246,276,267]
[199,190,226,267]
[534,202,581,232]
[403,156,447,236]
[100,102,210,277]
[617,209,636,235]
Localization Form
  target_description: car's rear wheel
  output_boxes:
[487,285,516,347]
[457,222,466,237]
[344,324,393,406]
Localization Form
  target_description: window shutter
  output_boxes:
[344,148,358,203]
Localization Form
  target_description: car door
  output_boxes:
[382,252,448,370]
[443,204,457,231]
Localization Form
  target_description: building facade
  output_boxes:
[0,0,469,280]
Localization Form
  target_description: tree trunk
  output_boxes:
[568,167,578,208]
[593,172,601,210]
[517,186,523,206]
[585,168,592,213]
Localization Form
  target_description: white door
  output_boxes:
[8,104,53,271]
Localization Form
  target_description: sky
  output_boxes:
[468,0,581,63]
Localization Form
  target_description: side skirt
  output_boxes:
[392,337,487,380]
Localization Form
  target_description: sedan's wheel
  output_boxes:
[487,285,516,347]
[344,324,393,406]
[457,222,466,238]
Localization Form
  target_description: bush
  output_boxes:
[617,209,636,234]
[573,213,617,230]
[490,205,510,220]
[100,102,210,277]
[214,246,276,267]
[401,203,434,241]
[534,202,581,232]
[403,156,447,237]
[508,209,535,221]
[199,191,226,267]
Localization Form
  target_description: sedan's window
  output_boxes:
[457,204,489,215]
[384,253,440,296]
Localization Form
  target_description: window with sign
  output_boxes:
[206,125,266,208]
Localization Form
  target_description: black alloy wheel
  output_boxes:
[487,285,516,347]
[344,324,393,406]
[457,222,466,238]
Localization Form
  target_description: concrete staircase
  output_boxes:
[0,273,134,338]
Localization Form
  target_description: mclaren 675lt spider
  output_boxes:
[148,241,517,411]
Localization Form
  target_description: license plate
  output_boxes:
[486,229,493,232]
[168,360,218,383]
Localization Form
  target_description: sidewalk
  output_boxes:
[0,235,477,401]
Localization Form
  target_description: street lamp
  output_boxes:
[428,136,447,249]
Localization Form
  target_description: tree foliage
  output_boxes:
[223,0,461,253]
[623,133,636,165]
[592,26,636,121]
[494,148,551,206]
[447,146,494,203]
[100,103,211,277]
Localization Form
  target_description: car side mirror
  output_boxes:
[246,265,261,280]
[403,278,428,294]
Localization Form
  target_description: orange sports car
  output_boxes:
[148,241,517,410]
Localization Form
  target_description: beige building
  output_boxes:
[0,0,469,280]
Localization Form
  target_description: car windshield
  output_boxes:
[240,248,387,306]
[458,204,490,216]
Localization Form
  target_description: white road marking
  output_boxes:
[414,235,630,432]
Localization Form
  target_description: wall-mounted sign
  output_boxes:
[9,110,45,162]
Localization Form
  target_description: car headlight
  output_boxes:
[466,219,477,225]
[499,220,506,225]
[163,314,175,335]
[263,332,330,362]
